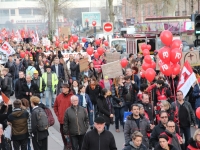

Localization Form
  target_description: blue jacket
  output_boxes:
[51,64,65,80]
[77,93,93,112]
[134,74,140,89]
[192,84,200,109]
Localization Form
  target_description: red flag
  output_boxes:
[1,92,9,104]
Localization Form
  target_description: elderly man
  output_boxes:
[63,95,88,150]
[82,116,117,150]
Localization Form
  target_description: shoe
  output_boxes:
[116,129,120,132]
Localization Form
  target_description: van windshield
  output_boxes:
[111,40,126,52]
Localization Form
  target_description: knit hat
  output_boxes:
[94,116,105,124]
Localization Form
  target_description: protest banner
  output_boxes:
[101,60,123,79]
[180,50,200,67]
[106,52,120,63]
[79,58,89,72]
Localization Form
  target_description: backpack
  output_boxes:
[44,107,55,127]
[35,107,49,131]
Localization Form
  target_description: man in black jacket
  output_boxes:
[82,116,117,150]
[1,68,12,98]
[171,90,197,148]
[124,76,139,111]
[150,111,180,148]
[70,56,80,81]
[15,71,26,99]
[30,96,49,150]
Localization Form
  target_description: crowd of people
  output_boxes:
[0,38,200,150]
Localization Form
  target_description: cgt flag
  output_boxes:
[0,41,15,56]
[177,61,196,98]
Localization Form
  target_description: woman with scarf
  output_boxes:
[111,76,128,132]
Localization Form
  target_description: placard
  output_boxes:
[101,60,123,79]
[181,50,200,67]
[79,58,89,72]
[106,52,120,63]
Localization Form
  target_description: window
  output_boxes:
[33,9,41,15]
[0,9,9,16]
[10,9,15,16]
[182,11,187,16]
[19,9,32,15]
[175,11,180,16]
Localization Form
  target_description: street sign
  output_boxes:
[103,22,113,34]
[82,12,101,27]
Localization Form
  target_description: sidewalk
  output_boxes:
[48,127,64,150]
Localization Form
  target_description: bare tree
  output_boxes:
[107,0,115,24]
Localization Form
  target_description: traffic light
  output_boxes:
[195,14,200,36]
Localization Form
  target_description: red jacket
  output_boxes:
[99,79,113,90]
[93,59,103,73]
[54,92,74,124]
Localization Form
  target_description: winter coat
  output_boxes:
[26,66,36,77]
[8,108,29,140]
[88,68,97,79]
[15,78,26,99]
[192,83,200,109]
[1,73,12,98]
[97,95,114,125]
[70,61,80,80]
[20,80,40,101]
[150,122,180,148]
[111,84,128,108]
[171,101,196,126]
[63,105,89,136]
[0,104,12,130]
[123,141,147,150]
[154,144,177,150]
[31,106,49,140]
[124,114,150,148]
[81,128,117,150]
[86,84,102,105]
[54,92,74,124]
[76,93,93,112]
[124,82,139,103]
[187,138,200,150]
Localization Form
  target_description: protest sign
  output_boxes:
[79,58,89,72]
[180,50,200,67]
[101,60,123,79]
[106,52,120,63]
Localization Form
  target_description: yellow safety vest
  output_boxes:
[42,72,58,92]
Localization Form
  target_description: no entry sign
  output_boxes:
[103,22,113,34]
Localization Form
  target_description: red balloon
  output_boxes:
[145,68,156,82]
[144,55,152,64]
[160,30,173,46]
[95,39,101,45]
[20,52,25,58]
[82,38,87,43]
[97,47,104,55]
[63,44,68,49]
[143,49,150,56]
[160,63,172,76]
[55,41,59,47]
[170,48,182,64]
[158,46,171,63]
[94,52,100,59]
[86,47,94,55]
[171,39,182,49]
[196,107,200,119]
[150,61,156,69]
[104,41,109,46]
[147,45,151,51]
[140,70,145,78]
[142,62,151,71]
[120,58,128,68]
[172,64,181,75]
[141,43,147,51]
[72,35,78,42]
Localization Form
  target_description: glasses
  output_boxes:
[160,116,168,119]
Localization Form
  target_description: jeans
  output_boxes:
[45,87,56,107]
[27,138,31,150]
[114,107,125,129]
[105,124,110,130]
[70,134,85,150]
[180,126,191,148]
[72,77,76,81]
[13,139,28,150]
[88,112,94,126]
[14,78,18,90]
[93,104,98,119]
[124,102,133,112]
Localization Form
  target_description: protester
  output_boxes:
[30,96,49,150]
[63,95,89,150]
[81,116,117,150]
[0,100,12,130]
[8,100,29,150]
[15,71,26,99]
[187,129,200,150]
[154,134,177,150]
[54,83,73,150]
[123,131,147,150]
[0,124,6,150]
[1,68,13,98]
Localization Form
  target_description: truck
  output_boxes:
[125,16,194,55]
